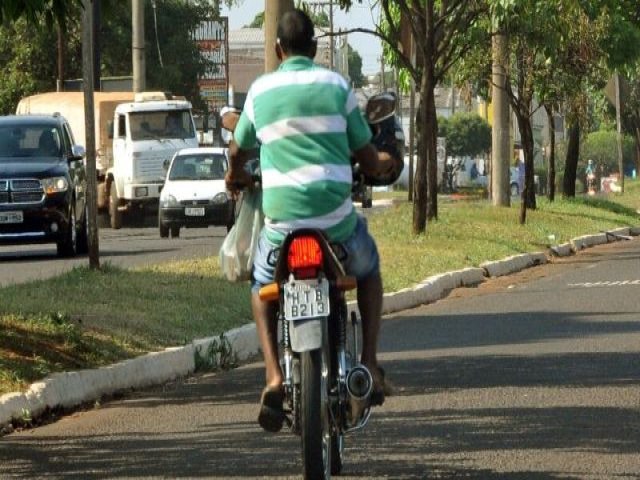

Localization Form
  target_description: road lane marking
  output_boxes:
[568,280,640,288]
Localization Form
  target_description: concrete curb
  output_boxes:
[2,224,639,428]
[480,252,548,277]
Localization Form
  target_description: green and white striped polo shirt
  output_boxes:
[234,56,372,245]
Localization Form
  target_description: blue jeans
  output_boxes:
[251,215,380,292]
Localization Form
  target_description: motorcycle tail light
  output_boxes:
[287,236,323,274]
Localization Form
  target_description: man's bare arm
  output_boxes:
[352,143,396,177]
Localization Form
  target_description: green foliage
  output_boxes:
[194,334,238,372]
[245,11,264,28]
[101,0,216,110]
[554,130,635,182]
[582,130,636,175]
[0,1,216,114]
[438,113,491,158]
[0,18,66,114]
[0,0,80,27]
[348,46,365,87]
[246,5,329,28]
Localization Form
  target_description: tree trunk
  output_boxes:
[514,111,536,224]
[408,78,415,202]
[413,76,428,234]
[521,116,536,208]
[425,74,438,222]
[544,104,556,202]
[635,124,640,177]
[424,0,437,223]
[563,121,580,198]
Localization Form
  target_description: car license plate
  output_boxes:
[0,211,23,224]
[284,279,330,321]
[185,207,205,216]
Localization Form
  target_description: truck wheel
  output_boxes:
[170,226,180,238]
[109,187,123,230]
[159,217,169,238]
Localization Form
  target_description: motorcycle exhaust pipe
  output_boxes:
[346,365,373,400]
[346,365,373,425]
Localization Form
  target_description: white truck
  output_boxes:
[16,91,198,228]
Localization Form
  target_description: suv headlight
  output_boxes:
[211,192,229,204]
[161,194,179,207]
[42,176,69,194]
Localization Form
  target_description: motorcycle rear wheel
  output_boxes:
[300,349,332,479]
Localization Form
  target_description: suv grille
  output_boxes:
[0,178,45,205]
[11,179,42,190]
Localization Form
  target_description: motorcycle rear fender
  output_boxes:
[289,317,323,352]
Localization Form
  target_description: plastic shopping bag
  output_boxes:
[219,189,264,282]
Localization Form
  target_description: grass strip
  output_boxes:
[1,180,639,394]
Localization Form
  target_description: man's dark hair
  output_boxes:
[277,9,317,57]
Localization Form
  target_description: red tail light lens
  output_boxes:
[287,236,323,271]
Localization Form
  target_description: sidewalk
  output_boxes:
[1,225,639,431]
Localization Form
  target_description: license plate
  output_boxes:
[0,211,23,224]
[185,207,205,216]
[284,279,330,321]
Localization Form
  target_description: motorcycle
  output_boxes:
[220,92,402,479]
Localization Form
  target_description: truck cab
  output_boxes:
[108,92,198,228]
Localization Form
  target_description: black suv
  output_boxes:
[0,114,88,257]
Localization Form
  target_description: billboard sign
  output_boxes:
[194,18,228,113]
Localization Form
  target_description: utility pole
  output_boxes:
[132,0,145,92]
[342,34,349,80]
[305,1,336,70]
[329,0,334,70]
[93,0,101,91]
[491,33,511,207]
[57,25,64,92]
[264,0,294,72]
[82,0,100,269]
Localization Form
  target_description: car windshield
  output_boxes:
[169,153,227,181]
[0,124,62,161]
[129,110,195,141]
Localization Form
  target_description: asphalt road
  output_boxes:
[1,238,639,479]
[0,225,229,287]
[0,202,384,287]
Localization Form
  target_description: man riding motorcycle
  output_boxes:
[225,9,399,433]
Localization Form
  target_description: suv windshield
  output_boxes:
[169,153,227,181]
[130,110,195,141]
[0,125,62,160]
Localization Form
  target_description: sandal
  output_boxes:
[258,387,285,433]
[370,366,393,406]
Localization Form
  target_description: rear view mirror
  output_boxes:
[70,145,86,161]
[107,120,114,139]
